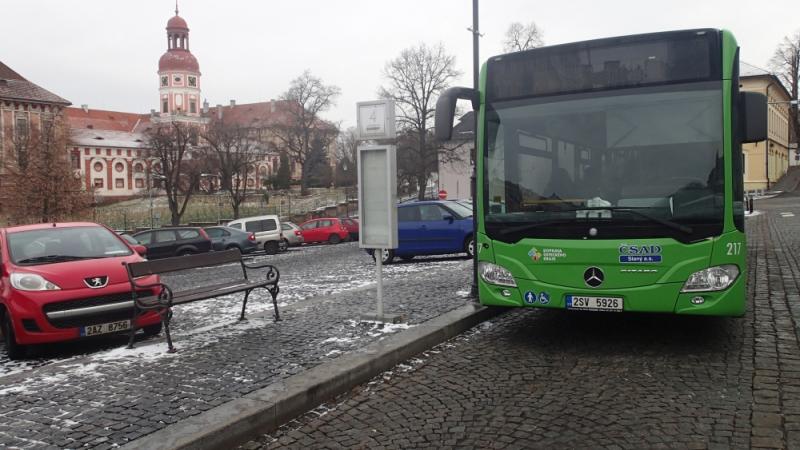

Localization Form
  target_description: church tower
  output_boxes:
[157,3,202,122]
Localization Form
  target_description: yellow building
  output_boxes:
[740,62,792,191]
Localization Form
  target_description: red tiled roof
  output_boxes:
[65,107,149,132]
[0,60,71,106]
[206,100,335,130]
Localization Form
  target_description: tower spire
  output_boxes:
[175,0,179,16]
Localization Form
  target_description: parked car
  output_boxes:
[225,215,282,254]
[280,222,304,250]
[0,222,162,359]
[131,227,212,259]
[118,233,140,246]
[299,218,350,244]
[339,217,360,241]
[202,226,258,254]
[368,200,474,264]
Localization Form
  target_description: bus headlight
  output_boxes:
[681,265,739,293]
[479,262,517,287]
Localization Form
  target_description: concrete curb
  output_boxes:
[122,302,503,450]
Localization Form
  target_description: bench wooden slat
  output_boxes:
[125,247,280,353]
[135,280,266,307]
[127,249,243,277]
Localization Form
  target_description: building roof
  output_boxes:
[206,100,336,132]
[167,14,188,30]
[159,50,200,73]
[206,100,297,128]
[449,111,475,140]
[0,60,71,106]
[740,61,771,77]
[65,107,149,132]
[71,128,147,149]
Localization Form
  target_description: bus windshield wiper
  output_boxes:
[16,255,94,265]
[571,206,693,234]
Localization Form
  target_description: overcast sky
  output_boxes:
[3,0,797,128]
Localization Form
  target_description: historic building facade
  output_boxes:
[66,7,308,200]
[740,62,792,191]
[0,61,71,212]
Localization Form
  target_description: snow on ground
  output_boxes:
[0,247,466,384]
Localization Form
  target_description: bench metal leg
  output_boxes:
[239,290,251,321]
[161,308,176,353]
[268,285,281,322]
[126,306,141,349]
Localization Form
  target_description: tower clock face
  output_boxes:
[161,76,168,86]
[174,75,182,84]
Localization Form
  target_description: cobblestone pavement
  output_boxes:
[248,195,800,449]
[0,243,473,448]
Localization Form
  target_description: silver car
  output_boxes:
[279,221,304,251]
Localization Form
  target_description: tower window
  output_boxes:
[162,100,168,113]
[188,76,197,87]
[190,101,196,114]
[161,75,168,87]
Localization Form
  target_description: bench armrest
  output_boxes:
[242,261,280,284]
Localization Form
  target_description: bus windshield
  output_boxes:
[484,81,724,243]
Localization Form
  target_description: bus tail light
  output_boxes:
[478,262,517,287]
[681,265,739,293]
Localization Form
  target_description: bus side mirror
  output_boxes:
[740,91,767,143]
[434,87,480,142]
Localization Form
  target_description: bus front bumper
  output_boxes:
[479,275,746,317]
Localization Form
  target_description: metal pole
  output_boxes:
[470,0,480,298]
[376,248,384,318]
[149,183,154,229]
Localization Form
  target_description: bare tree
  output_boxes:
[145,122,206,226]
[379,42,461,199]
[770,31,800,147]
[503,22,545,53]
[203,117,264,219]
[4,113,89,223]
[334,127,358,186]
[270,70,340,195]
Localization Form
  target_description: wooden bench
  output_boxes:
[123,249,280,352]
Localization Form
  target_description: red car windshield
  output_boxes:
[7,226,132,265]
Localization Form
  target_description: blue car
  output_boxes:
[371,200,474,264]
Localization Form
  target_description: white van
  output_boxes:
[226,214,283,254]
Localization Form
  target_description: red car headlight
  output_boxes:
[10,273,61,291]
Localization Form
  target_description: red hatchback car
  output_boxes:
[0,222,162,359]
[299,218,350,244]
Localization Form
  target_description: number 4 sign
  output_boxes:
[357,100,396,140]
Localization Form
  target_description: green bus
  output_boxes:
[436,29,766,316]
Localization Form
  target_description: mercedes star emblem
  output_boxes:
[583,267,604,288]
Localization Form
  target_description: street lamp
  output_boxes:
[200,173,222,224]
[149,174,166,229]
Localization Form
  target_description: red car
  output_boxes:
[1,222,162,359]
[299,217,350,244]
[339,217,359,241]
